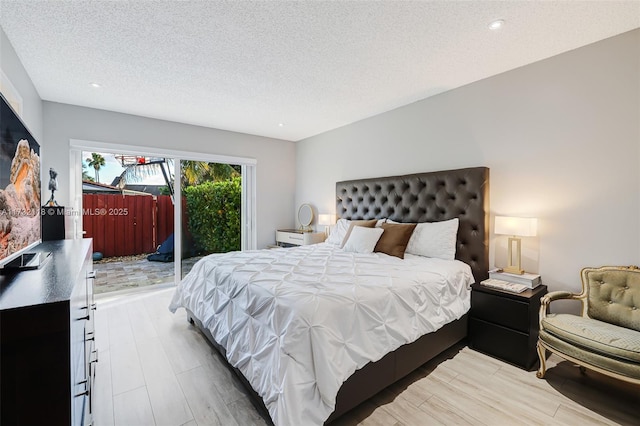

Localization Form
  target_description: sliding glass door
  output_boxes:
[70,140,257,290]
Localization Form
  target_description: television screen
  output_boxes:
[0,93,41,266]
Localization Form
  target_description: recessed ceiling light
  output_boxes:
[89,82,102,88]
[278,123,284,127]
[489,19,505,30]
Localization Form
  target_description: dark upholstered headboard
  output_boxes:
[336,167,489,283]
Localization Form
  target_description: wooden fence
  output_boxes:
[82,194,174,258]
[156,195,174,246]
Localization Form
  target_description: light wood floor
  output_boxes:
[93,287,639,426]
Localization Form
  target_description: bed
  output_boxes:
[169,166,489,425]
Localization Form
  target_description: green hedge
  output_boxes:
[184,177,241,253]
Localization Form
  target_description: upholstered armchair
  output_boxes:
[536,265,640,384]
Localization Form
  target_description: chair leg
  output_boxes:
[536,341,547,379]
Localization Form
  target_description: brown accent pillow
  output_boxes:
[340,219,378,248]
[374,223,417,259]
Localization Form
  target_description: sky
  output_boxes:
[82,152,170,186]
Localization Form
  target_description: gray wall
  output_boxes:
[43,101,296,248]
[296,29,640,303]
[0,27,43,142]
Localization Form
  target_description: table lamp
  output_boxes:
[317,214,336,237]
[494,216,538,275]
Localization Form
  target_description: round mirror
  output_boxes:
[298,204,314,230]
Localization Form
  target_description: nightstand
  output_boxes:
[469,283,548,370]
[275,229,326,247]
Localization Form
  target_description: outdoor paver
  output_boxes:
[93,256,202,294]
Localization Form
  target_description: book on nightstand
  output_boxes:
[480,278,528,293]
[489,270,541,288]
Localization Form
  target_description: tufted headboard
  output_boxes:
[336,167,489,283]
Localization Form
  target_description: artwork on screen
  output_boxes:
[0,93,42,268]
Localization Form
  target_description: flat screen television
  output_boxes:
[0,93,43,270]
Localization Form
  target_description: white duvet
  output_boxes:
[169,243,473,426]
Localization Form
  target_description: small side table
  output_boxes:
[469,283,548,370]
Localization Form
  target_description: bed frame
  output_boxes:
[187,166,489,424]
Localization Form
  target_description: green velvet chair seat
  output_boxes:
[539,331,640,379]
[541,314,640,363]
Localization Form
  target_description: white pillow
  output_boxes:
[325,218,350,245]
[326,218,380,246]
[405,218,459,260]
[342,226,384,254]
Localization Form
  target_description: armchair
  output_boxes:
[536,266,640,384]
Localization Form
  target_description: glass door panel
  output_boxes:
[179,160,242,279]
[81,151,177,295]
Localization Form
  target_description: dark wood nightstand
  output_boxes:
[469,283,548,370]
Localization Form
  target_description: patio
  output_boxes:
[93,255,202,294]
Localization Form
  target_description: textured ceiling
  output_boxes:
[1,1,638,142]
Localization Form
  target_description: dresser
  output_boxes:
[469,283,547,370]
[0,239,95,426]
[276,229,326,247]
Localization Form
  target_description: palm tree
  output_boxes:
[82,163,94,182]
[181,161,240,186]
[210,163,241,182]
[181,160,210,186]
[86,153,106,182]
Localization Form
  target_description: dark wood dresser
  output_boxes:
[469,283,547,370]
[1,239,95,426]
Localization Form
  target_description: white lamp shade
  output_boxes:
[318,214,336,226]
[494,216,537,237]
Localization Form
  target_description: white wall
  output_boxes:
[43,101,296,249]
[296,29,640,304]
[0,27,43,142]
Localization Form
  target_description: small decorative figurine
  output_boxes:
[47,167,59,206]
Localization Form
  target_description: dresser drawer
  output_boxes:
[471,290,530,333]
